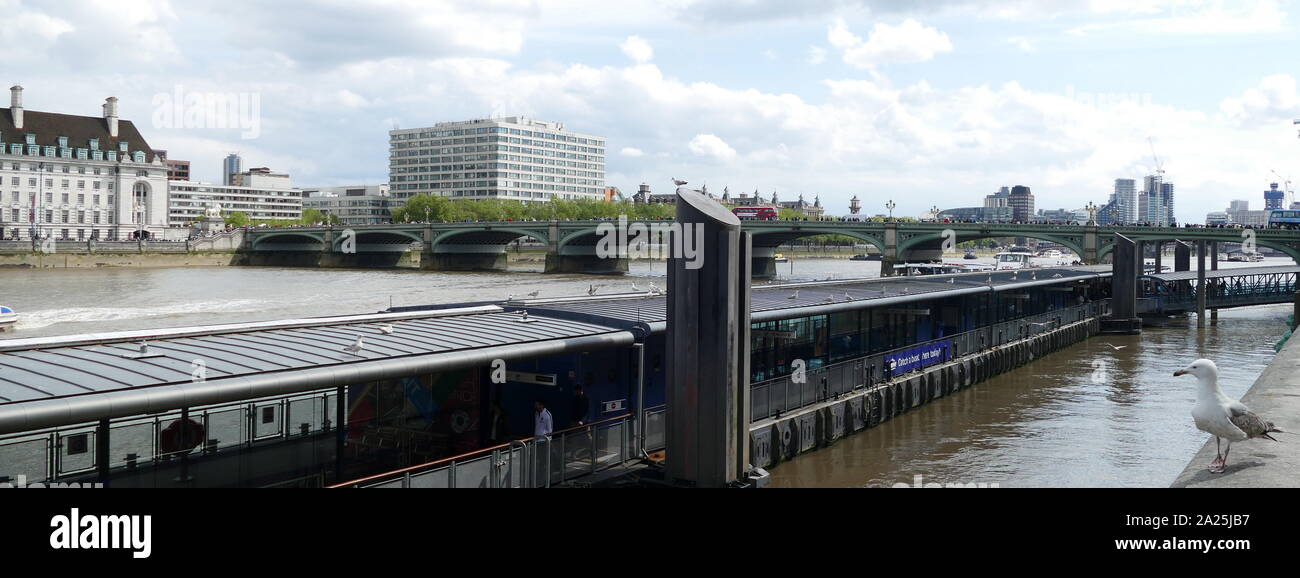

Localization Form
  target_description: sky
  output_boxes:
[4,0,1299,223]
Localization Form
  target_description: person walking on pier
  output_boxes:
[534,400,553,439]
[571,385,590,428]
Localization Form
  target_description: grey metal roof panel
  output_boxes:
[517,266,1110,325]
[1147,265,1300,282]
[0,310,625,408]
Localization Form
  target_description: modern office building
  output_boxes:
[0,86,172,241]
[230,167,292,190]
[168,180,303,227]
[1265,183,1285,210]
[1162,182,1176,225]
[389,117,606,204]
[1008,185,1034,223]
[984,187,1010,208]
[1110,178,1137,224]
[1217,199,1269,227]
[1097,200,1121,225]
[223,153,242,186]
[1139,176,1174,225]
[302,185,393,225]
[157,152,191,182]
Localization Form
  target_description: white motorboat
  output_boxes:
[0,306,16,332]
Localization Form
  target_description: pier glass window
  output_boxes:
[749,315,829,382]
[829,311,865,363]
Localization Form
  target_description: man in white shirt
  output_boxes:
[533,400,553,439]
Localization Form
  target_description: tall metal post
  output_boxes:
[175,407,192,484]
[96,418,110,487]
[1210,242,1219,320]
[1101,234,1142,334]
[1174,241,1191,272]
[335,385,346,481]
[634,342,646,456]
[1197,240,1207,328]
[666,188,750,488]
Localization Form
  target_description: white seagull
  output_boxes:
[344,335,365,354]
[377,324,395,335]
[788,290,800,300]
[1103,343,1127,350]
[1174,359,1283,474]
[672,178,689,187]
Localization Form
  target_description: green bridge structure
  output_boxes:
[241,220,1300,278]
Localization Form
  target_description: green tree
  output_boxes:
[224,211,250,228]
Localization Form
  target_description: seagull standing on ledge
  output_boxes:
[1175,359,1284,474]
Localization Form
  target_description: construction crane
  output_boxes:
[1148,137,1166,176]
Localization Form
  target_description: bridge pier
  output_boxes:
[420,252,509,272]
[544,253,629,274]
[750,247,779,280]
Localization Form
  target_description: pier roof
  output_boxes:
[0,306,634,434]
[1145,265,1300,283]
[510,266,1112,330]
[0,265,1110,435]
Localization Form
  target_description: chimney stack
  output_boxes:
[10,85,23,130]
[103,96,119,138]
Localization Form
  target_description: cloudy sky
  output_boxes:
[5,0,1299,222]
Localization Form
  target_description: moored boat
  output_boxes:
[0,306,16,333]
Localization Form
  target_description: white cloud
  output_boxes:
[828,18,954,69]
[1069,0,1288,35]
[807,45,827,64]
[1007,36,1035,52]
[688,134,738,161]
[1220,74,1300,126]
[620,35,654,64]
[620,147,645,157]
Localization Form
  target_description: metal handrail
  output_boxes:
[329,412,633,488]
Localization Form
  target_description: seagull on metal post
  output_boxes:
[1175,359,1285,474]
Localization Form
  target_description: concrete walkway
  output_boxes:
[1171,335,1300,488]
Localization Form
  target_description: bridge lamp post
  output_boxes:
[886,200,896,221]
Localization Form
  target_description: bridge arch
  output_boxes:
[747,229,887,254]
[250,232,327,251]
[897,228,1087,259]
[430,227,549,253]
[332,230,424,252]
